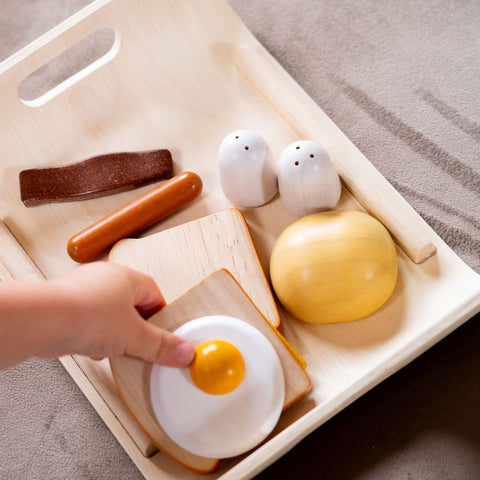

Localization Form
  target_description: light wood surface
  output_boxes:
[0,222,44,281]
[0,0,479,479]
[109,209,280,328]
[235,44,437,265]
[110,270,311,473]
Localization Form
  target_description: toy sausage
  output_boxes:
[67,171,202,263]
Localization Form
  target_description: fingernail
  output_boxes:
[174,342,195,367]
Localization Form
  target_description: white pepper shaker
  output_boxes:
[278,140,341,216]
[218,129,277,207]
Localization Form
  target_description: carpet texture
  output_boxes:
[1,1,479,479]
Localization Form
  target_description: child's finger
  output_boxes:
[127,322,195,367]
[129,268,166,317]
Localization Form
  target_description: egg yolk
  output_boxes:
[189,340,245,395]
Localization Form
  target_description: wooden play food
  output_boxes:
[67,171,202,263]
[150,315,285,459]
[270,210,398,323]
[218,129,277,207]
[189,338,246,395]
[19,148,173,206]
[110,270,311,473]
[109,209,281,329]
[278,140,341,216]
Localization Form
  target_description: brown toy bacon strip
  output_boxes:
[19,149,173,207]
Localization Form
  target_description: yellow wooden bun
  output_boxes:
[270,210,398,323]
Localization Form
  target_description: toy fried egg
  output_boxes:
[150,315,285,458]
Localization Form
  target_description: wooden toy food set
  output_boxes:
[1,1,480,479]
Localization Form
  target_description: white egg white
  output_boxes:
[150,315,285,459]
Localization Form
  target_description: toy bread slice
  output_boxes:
[109,208,280,328]
[110,270,311,473]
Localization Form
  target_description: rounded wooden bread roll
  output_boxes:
[270,210,398,323]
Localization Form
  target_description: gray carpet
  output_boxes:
[1,1,479,479]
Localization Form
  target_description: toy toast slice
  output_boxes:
[108,208,281,328]
[110,269,311,473]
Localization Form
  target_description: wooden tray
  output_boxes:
[1,1,480,479]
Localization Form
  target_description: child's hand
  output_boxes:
[49,262,195,365]
[0,262,195,369]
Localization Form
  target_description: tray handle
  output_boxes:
[235,44,436,265]
[0,0,116,100]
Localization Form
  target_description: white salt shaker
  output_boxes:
[218,129,277,207]
[278,140,341,216]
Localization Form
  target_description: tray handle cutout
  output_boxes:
[18,27,119,107]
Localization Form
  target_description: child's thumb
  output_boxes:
[128,322,195,367]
